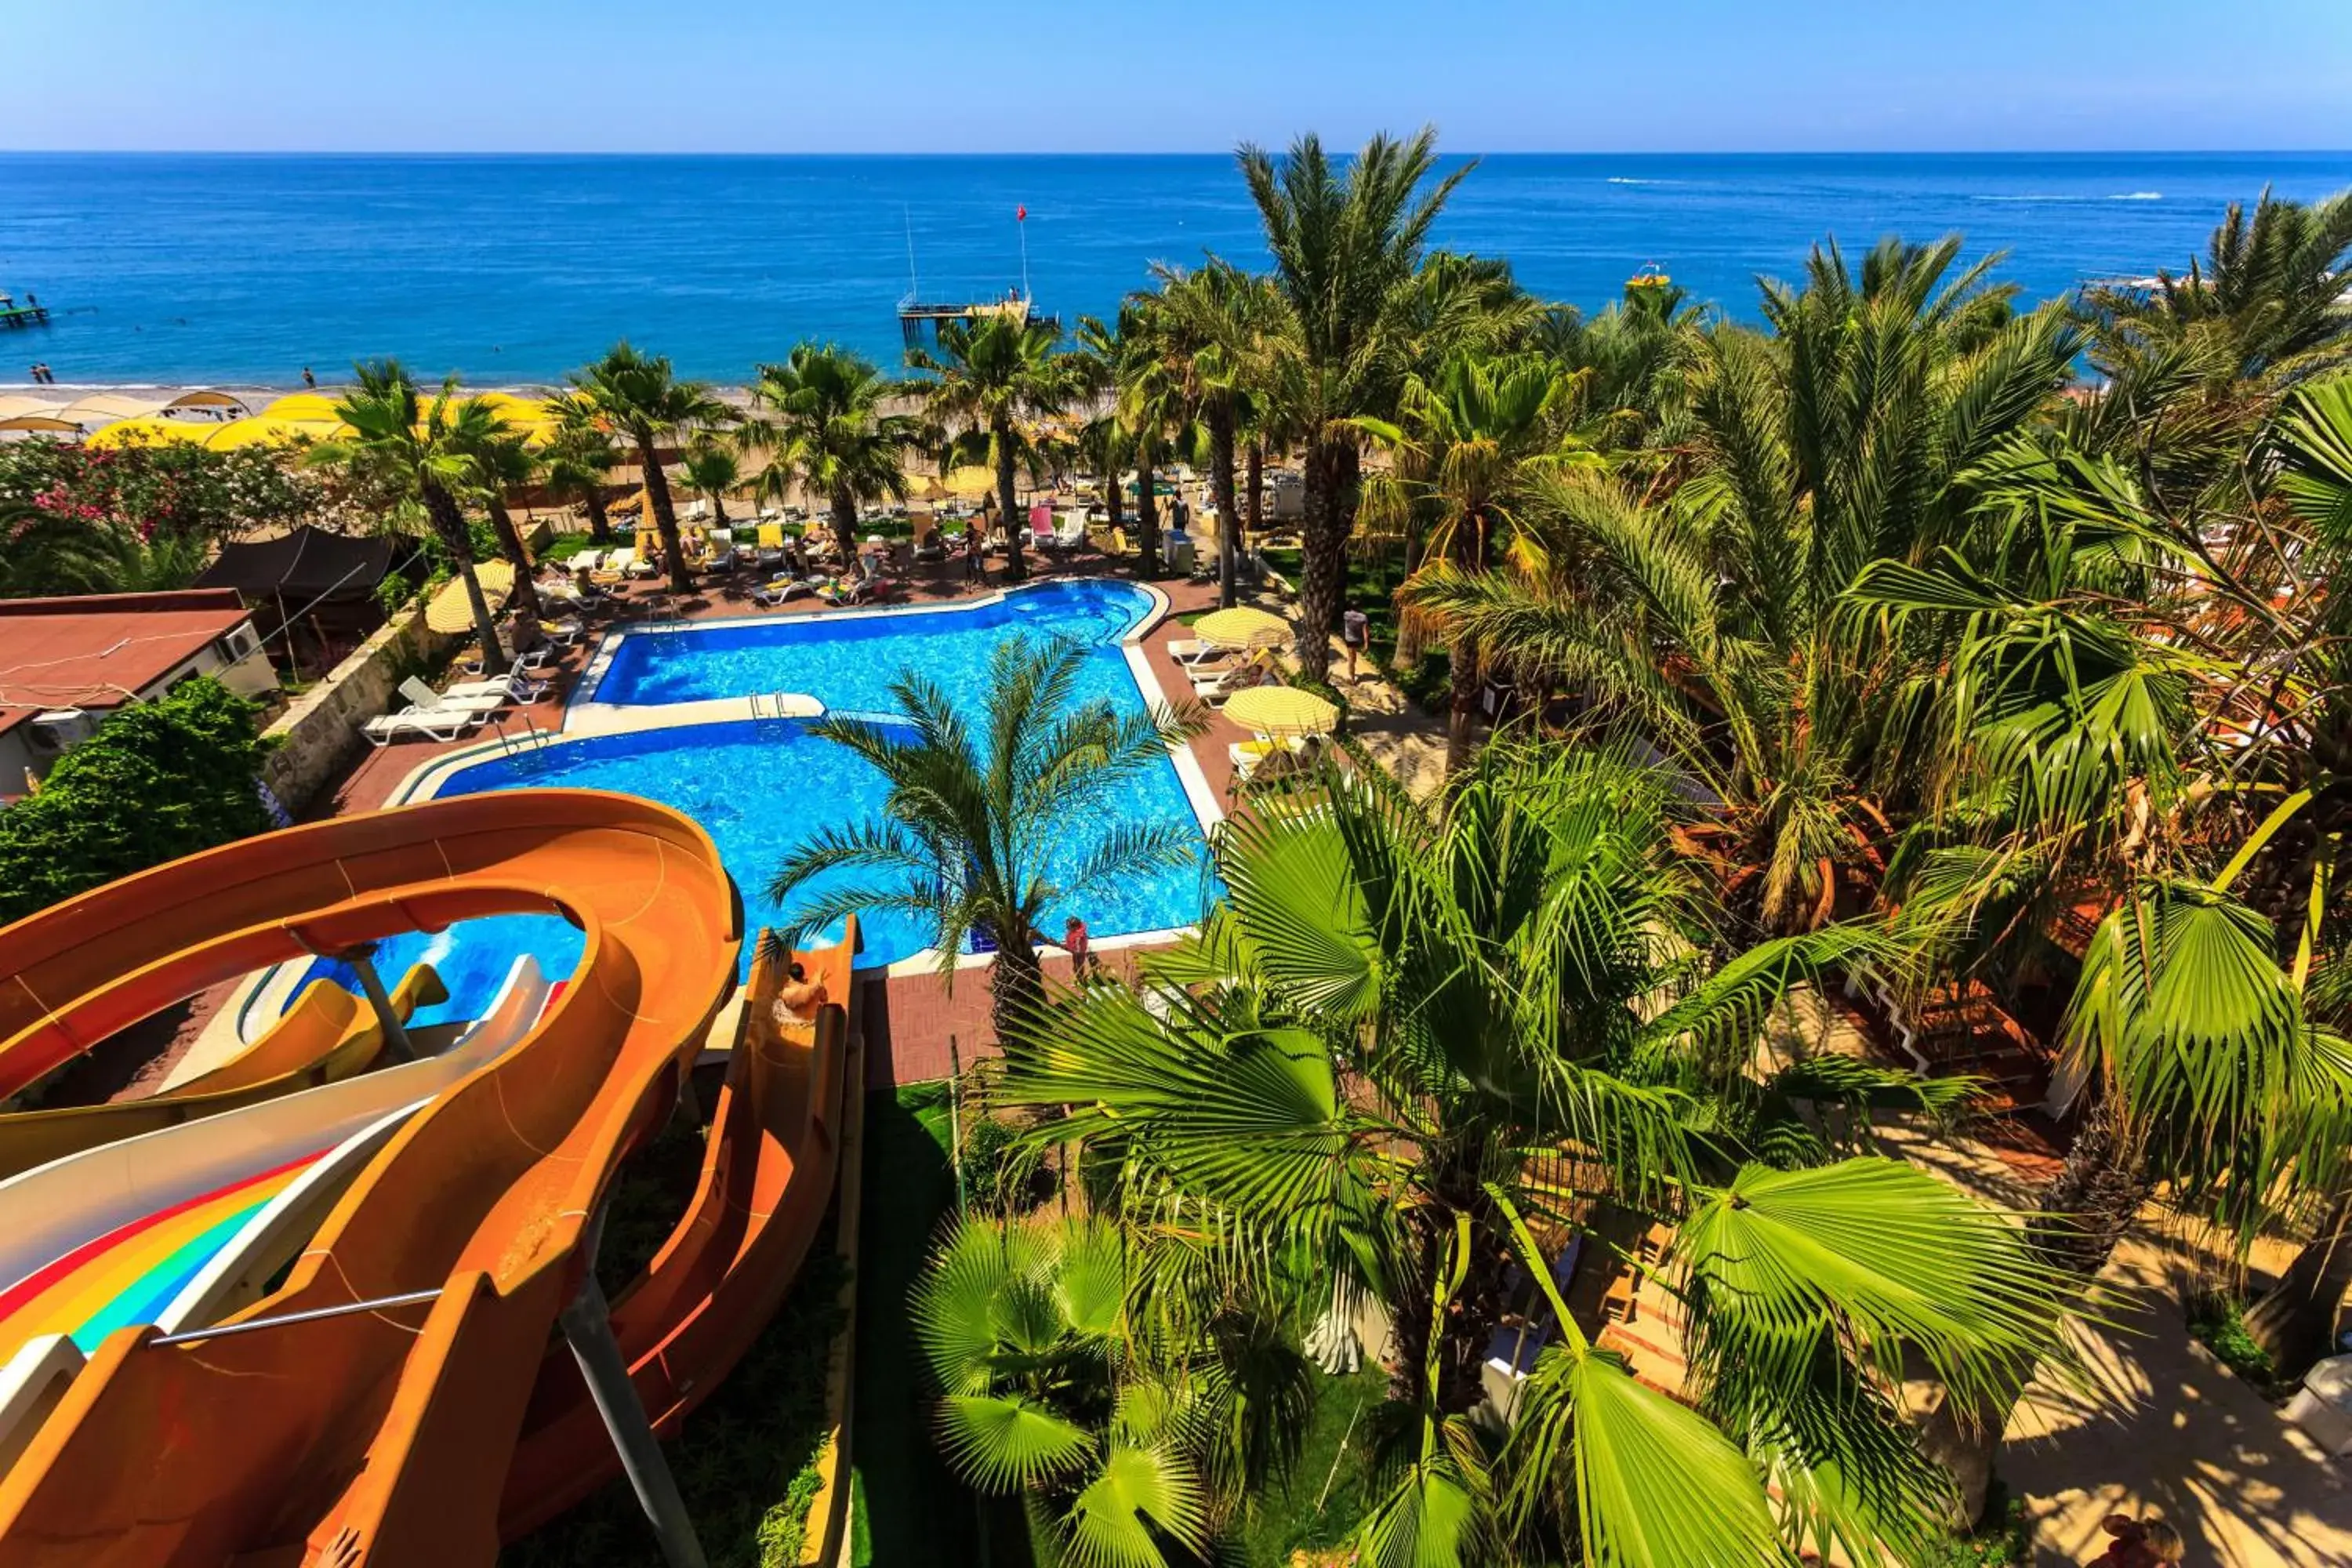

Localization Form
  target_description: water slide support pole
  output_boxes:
[343,945,417,1062]
[561,1204,710,1568]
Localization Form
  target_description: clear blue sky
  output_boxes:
[9,0,2349,154]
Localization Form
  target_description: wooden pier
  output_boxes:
[0,304,50,331]
[898,292,1057,348]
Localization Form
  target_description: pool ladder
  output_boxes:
[494,719,559,774]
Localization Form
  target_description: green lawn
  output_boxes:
[1238,1364,1388,1565]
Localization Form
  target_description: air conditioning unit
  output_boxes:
[216,624,260,662]
[26,710,98,755]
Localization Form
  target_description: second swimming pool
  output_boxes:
[285,582,1215,1030]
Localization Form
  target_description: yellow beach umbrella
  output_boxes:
[1192,606,1291,651]
[204,416,339,451]
[262,393,339,421]
[942,466,996,500]
[86,417,210,450]
[1222,685,1339,738]
[423,561,517,633]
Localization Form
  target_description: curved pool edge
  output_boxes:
[220,577,1208,1036]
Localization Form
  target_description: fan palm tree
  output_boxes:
[539,392,622,544]
[310,360,510,673]
[1370,352,1594,773]
[677,437,740,529]
[908,315,1071,584]
[997,746,2065,1566]
[742,344,920,562]
[913,1213,1308,1566]
[571,342,733,593]
[447,411,541,621]
[1238,129,1472,681]
[766,639,1206,1042]
[1150,260,1283,608]
[0,502,207,599]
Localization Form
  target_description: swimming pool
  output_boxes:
[588,579,1153,713]
[276,582,1214,1032]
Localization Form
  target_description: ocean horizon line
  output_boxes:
[7,146,2352,161]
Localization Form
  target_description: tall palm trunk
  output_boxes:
[1939,1096,2153,1520]
[829,482,860,565]
[582,486,613,544]
[706,488,728,527]
[637,433,692,593]
[1245,440,1265,538]
[990,939,1044,1049]
[1102,452,1127,543]
[2246,1189,2352,1376]
[994,416,1027,583]
[484,499,539,621]
[1295,440,1358,684]
[426,481,508,675]
[1134,448,1160,579]
[1444,508,1490,775]
[1208,402,1240,608]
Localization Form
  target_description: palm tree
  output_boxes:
[311,360,510,674]
[1239,129,1472,681]
[909,315,1071,584]
[766,640,1206,1042]
[996,746,2065,1566]
[740,344,920,562]
[1413,239,2081,933]
[571,342,733,593]
[1369,352,1592,773]
[539,393,622,545]
[678,437,740,529]
[1080,303,1183,579]
[913,1213,1307,1565]
[0,503,207,599]
[1150,261,1281,608]
[447,410,541,621]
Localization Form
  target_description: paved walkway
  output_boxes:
[1875,1119,2352,1566]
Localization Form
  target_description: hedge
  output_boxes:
[0,677,276,926]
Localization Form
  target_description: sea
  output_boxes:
[5,151,2350,387]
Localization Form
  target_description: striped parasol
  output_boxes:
[1192,607,1291,651]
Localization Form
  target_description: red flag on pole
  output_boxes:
[1016,204,1027,221]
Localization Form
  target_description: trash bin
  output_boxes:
[2285,1354,2352,1454]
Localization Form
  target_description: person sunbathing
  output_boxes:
[771,960,829,1026]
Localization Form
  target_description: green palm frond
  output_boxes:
[1058,1444,1210,1568]
[935,1393,1098,1494]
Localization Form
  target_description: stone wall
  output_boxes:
[261,606,456,813]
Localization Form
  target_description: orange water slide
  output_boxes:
[0,789,743,1566]
[499,921,853,1538]
[0,967,446,1183]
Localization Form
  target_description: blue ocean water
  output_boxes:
[6,151,2350,386]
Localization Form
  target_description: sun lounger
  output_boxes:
[1192,652,1277,703]
[1165,637,1235,667]
[1230,735,1319,787]
[435,671,549,703]
[398,676,520,715]
[363,709,485,747]
[818,578,870,607]
[751,578,814,608]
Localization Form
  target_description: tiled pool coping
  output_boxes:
[221,579,1214,1039]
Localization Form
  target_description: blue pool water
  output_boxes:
[281,582,1210,1030]
[591,580,1152,712]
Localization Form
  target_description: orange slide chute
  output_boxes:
[0,966,446,1184]
[0,789,848,1566]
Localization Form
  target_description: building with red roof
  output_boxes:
[0,589,275,793]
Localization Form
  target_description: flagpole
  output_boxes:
[1017,205,1031,304]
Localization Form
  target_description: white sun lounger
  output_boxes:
[397,677,519,715]
[434,671,549,703]
[1166,637,1236,667]
[363,709,485,747]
